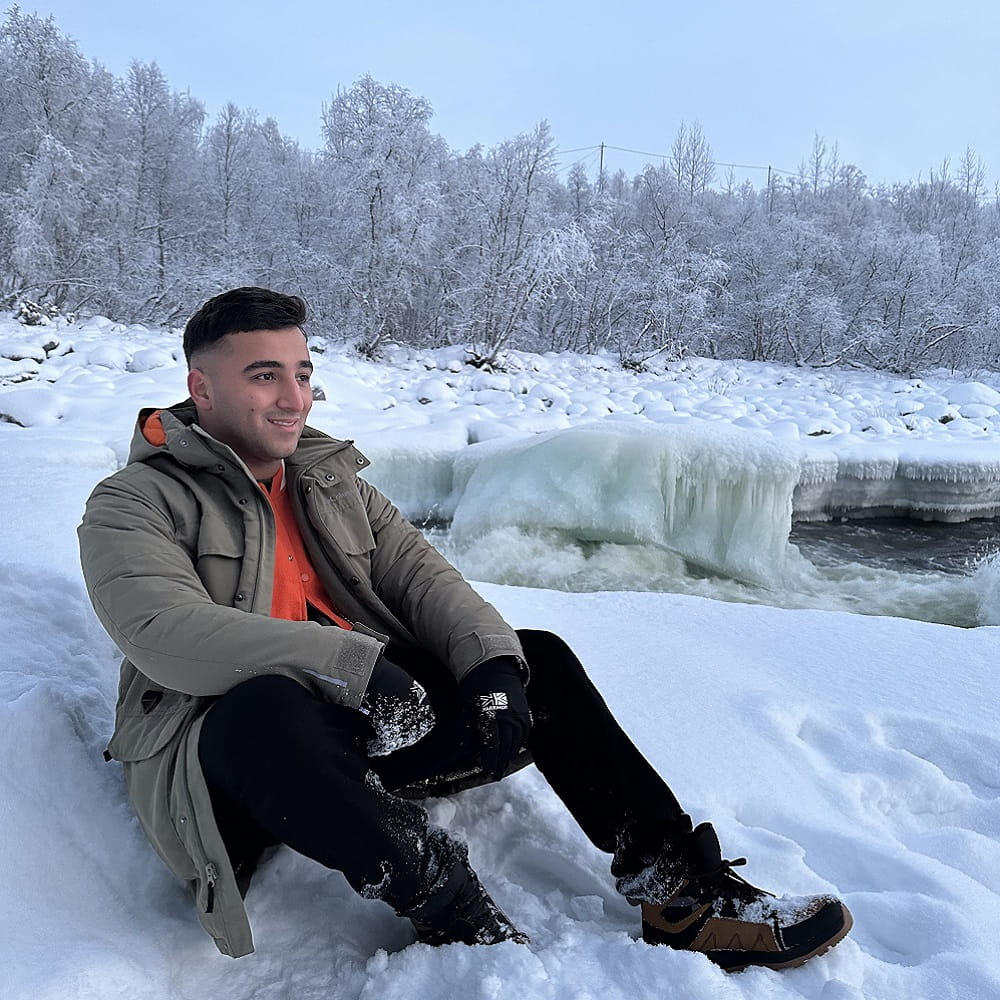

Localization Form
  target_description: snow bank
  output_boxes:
[1,309,997,626]
[4,568,1000,1000]
[4,313,1000,524]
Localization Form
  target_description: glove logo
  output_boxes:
[477,692,509,714]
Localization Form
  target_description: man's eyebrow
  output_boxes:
[241,359,314,374]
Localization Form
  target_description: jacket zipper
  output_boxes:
[205,862,219,913]
[248,485,274,613]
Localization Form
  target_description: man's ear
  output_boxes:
[187,368,212,411]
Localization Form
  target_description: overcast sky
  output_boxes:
[23,0,1000,189]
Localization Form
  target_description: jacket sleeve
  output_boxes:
[356,477,525,681]
[78,471,384,704]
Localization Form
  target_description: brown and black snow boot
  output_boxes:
[638,823,852,972]
[407,858,529,947]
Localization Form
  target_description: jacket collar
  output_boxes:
[126,400,369,482]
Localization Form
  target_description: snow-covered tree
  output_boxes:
[2,11,1000,375]
[442,123,569,365]
[670,121,716,201]
[0,8,118,307]
[320,75,447,353]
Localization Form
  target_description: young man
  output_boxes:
[78,286,852,969]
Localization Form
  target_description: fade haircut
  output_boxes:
[183,286,308,364]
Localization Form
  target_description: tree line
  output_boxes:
[3,7,999,373]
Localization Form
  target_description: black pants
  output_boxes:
[198,629,692,911]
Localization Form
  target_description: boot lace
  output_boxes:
[694,856,775,907]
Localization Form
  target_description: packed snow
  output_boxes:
[2,312,999,1000]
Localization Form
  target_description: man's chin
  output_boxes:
[249,438,302,469]
[271,441,302,460]
[263,428,304,452]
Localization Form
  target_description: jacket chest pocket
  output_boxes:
[195,516,245,607]
[312,488,376,581]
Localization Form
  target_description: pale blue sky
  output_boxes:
[23,0,1000,188]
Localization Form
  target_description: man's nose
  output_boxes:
[276,378,306,410]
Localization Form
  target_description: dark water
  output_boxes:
[791,517,1000,574]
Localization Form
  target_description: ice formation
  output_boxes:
[794,441,1000,521]
[448,422,806,586]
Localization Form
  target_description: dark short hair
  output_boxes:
[183,287,308,363]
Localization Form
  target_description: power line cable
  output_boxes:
[553,148,601,177]
[555,142,797,178]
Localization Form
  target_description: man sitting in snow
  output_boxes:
[78,286,852,970]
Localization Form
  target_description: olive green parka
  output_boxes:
[78,400,524,957]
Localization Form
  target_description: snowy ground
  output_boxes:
[2,313,999,999]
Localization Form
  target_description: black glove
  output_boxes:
[458,657,531,781]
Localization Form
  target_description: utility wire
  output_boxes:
[554,142,797,177]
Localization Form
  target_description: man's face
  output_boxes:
[187,326,314,480]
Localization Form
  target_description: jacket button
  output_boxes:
[355,457,364,465]
[215,464,226,472]
[305,486,312,494]
[350,576,360,586]
[238,498,248,506]
[325,473,335,481]
[235,593,245,602]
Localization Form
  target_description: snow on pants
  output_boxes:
[197,628,693,911]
